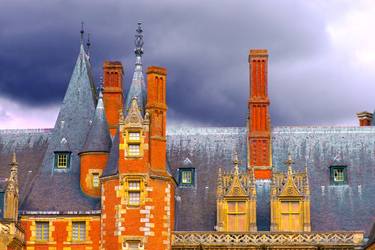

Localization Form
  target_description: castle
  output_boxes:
[0,23,374,250]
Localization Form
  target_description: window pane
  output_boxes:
[128,144,140,156]
[73,222,86,241]
[129,181,140,190]
[181,170,192,184]
[56,153,69,168]
[129,132,140,141]
[93,173,100,187]
[36,222,49,241]
[129,191,140,206]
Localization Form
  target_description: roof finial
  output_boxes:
[284,153,294,175]
[86,33,91,56]
[80,21,85,44]
[134,21,144,58]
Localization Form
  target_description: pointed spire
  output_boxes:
[80,21,85,44]
[81,83,112,153]
[125,22,147,115]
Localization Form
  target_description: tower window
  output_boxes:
[129,132,140,141]
[178,168,195,187]
[330,166,348,185]
[92,173,100,188]
[36,221,49,241]
[128,144,140,156]
[128,180,141,206]
[72,221,86,241]
[54,152,71,169]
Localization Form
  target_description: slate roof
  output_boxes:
[102,131,119,177]
[0,129,50,205]
[167,126,375,235]
[81,91,111,153]
[21,44,100,212]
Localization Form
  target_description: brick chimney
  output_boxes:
[102,61,124,137]
[356,111,373,126]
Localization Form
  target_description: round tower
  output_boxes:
[79,90,112,197]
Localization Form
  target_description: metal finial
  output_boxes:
[86,33,91,50]
[80,21,85,44]
[134,22,144,56]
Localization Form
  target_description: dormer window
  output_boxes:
[330,166,348,185]
[178,168,195,187]
[54,152,71,169]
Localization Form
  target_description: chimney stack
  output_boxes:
[356,111,373,126]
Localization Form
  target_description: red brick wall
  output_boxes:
[79,152,109,197]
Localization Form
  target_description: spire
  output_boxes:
[80,21,84,45]
[125,22,146,115]
[81,87,112,153]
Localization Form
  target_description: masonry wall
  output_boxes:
[21,215,100,250]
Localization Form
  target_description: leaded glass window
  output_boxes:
[128,180,141,206]
[54,152,71,169]
[36,222,49,241]
[72,221,86,241]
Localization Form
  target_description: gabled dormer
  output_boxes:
[270,154,311,232]
[216,152,257,232]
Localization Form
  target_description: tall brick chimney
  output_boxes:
[248,49,272,179]
[102,61,124,137]
[356,111,373,126]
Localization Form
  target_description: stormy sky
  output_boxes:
[0,0,374,128]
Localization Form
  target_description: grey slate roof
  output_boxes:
[0,129,50,205]
[102,131,119,177]
[21,44,100,212]
[167,126,375,235]
[81,91,111,153]
[124,55,146,114]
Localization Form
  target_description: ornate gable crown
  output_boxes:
[272,154,309,197]
[217,152,256,198]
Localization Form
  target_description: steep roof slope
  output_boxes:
[21,44,100,212]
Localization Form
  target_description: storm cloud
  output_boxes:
[0,0,374,128]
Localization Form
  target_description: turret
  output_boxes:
[79,89,112,197]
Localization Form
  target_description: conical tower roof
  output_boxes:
[125,22,146,115]
[22,37,100,212]
[81,90,112,153]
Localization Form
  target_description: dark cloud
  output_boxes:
[0,0,372,127]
